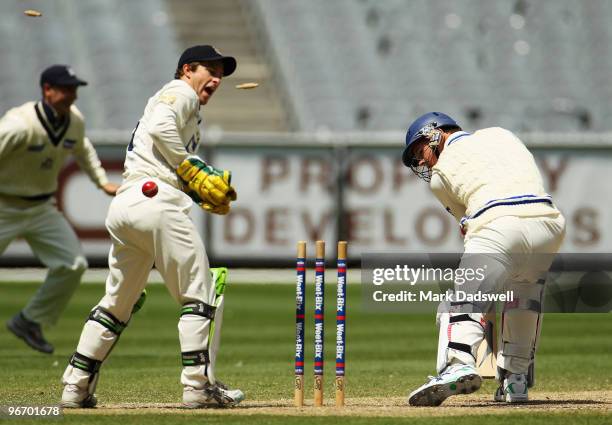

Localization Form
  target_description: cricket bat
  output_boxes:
[476,312,497,379]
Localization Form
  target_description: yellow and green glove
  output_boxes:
[177,156,237,214]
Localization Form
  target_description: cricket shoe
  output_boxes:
[183,381,245,408]
[408,363,482,406]
[6,312,54,354]
[494,373,528,403]
[60,385,98,408]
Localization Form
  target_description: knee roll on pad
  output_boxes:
[88,307,127,335]
[181,302,216,320]
[69,352,102,375]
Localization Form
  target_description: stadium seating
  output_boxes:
[0,0,287,132]
[2,0,611,133]
[0,0,177,131]
[251,0,609,132]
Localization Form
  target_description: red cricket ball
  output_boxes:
[142,181,158,198]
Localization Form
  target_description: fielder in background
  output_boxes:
[60,45,241,408]
[401,112,565,405]
[0,65,119,354]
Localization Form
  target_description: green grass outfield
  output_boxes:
[0,281,610,424]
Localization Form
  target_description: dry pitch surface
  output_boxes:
[2,282,609,423]
[65,391,611,417]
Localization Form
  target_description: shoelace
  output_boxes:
[215,380,228,390]
[437,365,470,381]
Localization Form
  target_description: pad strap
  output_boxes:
[181,302,216,320]
[448,341,475,360]
[69,352,102,374]
[447,315,480,361]
[88,307,127,335]
[182,350,210,366]
[449,314,481,324]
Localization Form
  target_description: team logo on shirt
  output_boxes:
[159,93,176,105]
[41,158,54,169]
[63,139,76,149]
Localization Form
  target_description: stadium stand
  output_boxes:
[251,0,608,132]
[1,0,610,133]
[0,0,287,131]
[165,0,288,131]
[0,0,177,131]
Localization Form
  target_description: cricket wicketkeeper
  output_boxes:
[401,112,565,405]
[60,45,241,408]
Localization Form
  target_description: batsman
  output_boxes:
[60,45,241,408]
[401,112,565,405]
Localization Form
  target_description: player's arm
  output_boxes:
[148,93,237,213]
[146,92,195,168]
[73,136,118,196]
[430,172,466,221]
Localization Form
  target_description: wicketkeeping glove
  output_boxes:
[201,201,231,215]
[177,156,237,210]
[187,190,231,215]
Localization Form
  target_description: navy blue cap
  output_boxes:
[178,45,237,77]
[40,65,88,87]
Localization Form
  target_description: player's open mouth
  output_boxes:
[204,86,215,95]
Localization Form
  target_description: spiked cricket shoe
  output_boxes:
[60,385,97,408]
[494,373,529,403]
[6,312,54,354]
[183,381,244,408]
[408,363,482,406]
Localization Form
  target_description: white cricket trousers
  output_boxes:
[437,213,566,375]
[0,199,87,325]
[62,179,216,390]
[101,179,213,319]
